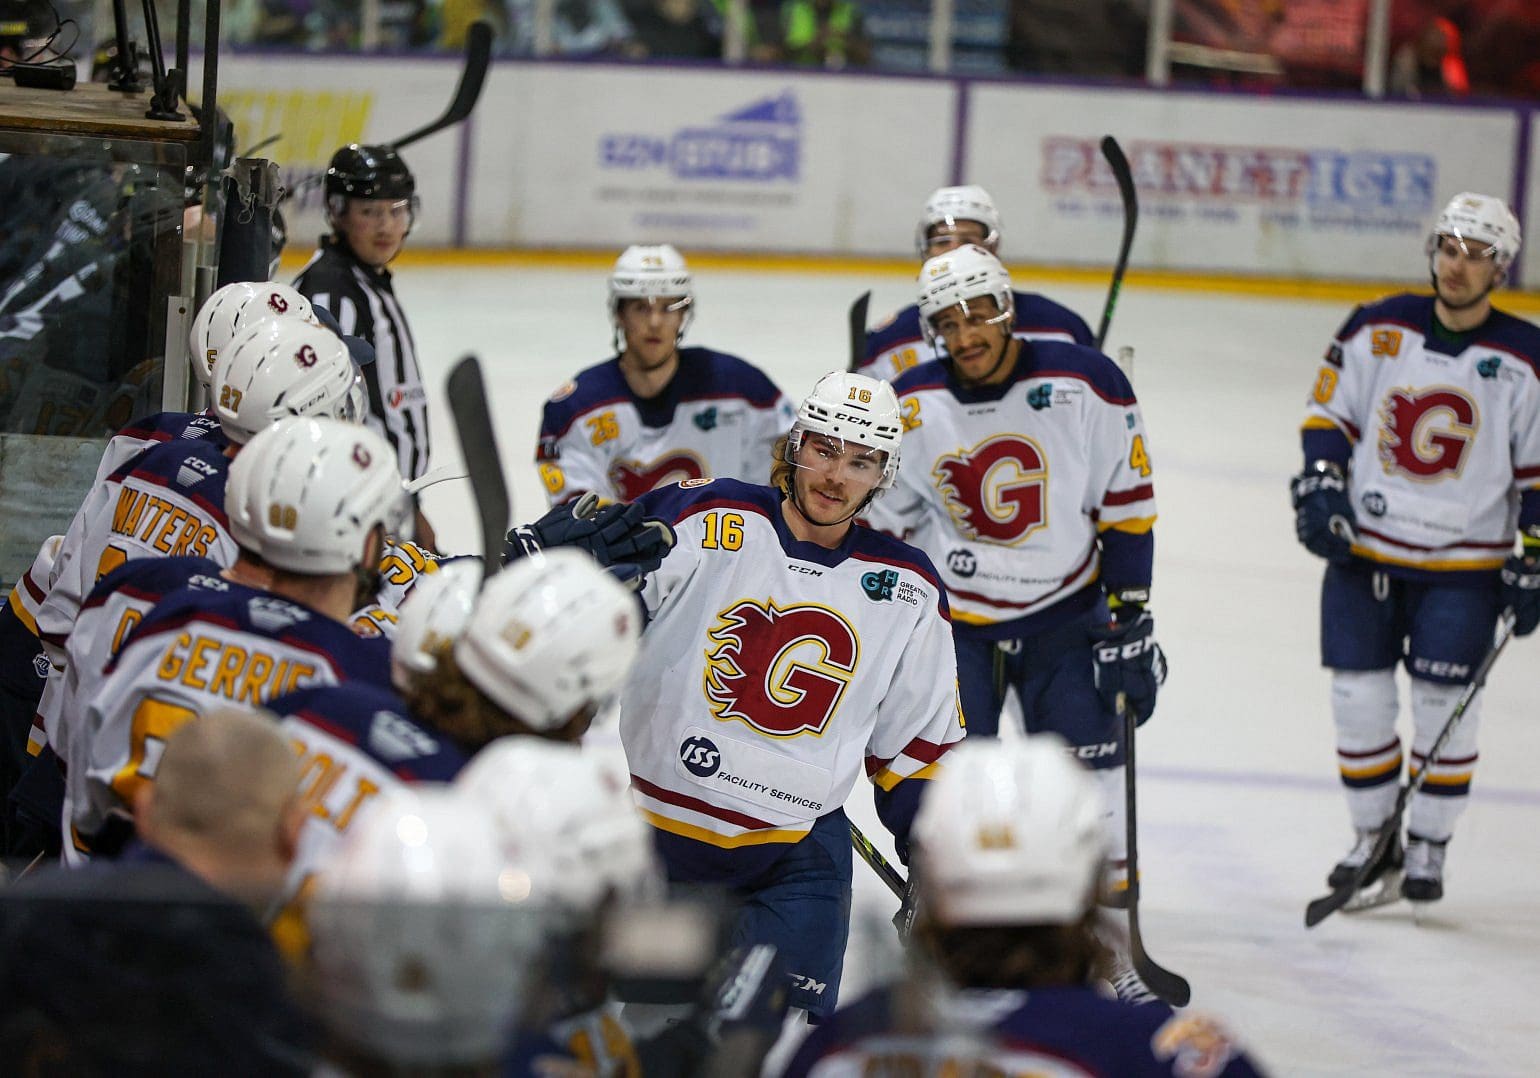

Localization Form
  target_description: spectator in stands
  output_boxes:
[779,0,870,67]
[1005,0,1146,77]
[1389,15,1469,97]
[622,0,721,59]
[1466,0,1540,99]
[0,707,313,1073]
[508,0,635,54]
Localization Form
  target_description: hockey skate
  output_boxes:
[1329,827,1405,915]
[1401,834,1447,904]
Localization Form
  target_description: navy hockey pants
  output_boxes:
[1321,560,1500,685]
[954,611,1124,770]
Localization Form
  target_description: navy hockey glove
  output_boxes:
[503,494,673,572]
[1501,530,1540,637]
[1290,461,1357,564]
[1090,608,1167,726]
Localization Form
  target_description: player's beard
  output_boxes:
[1432,274,1492,312]
[952,336,1013,388]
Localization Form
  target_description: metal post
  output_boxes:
[360,0,382,50]
[1362,0,1391,98]
[1146,0,1173,86]
[927,0,953,73]
[534,0,556,55]
[723,0,748,64]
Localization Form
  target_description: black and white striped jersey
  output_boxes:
[294,239,431,480]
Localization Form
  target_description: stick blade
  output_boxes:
[1304,881,1359,928]
[1134,955,1192,1008]
[848,291,871,373]
[391,20,494,150]
[446,355,510,575]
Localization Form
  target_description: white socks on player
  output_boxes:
[1331,669,1401,829]
[1407,677,1481,842]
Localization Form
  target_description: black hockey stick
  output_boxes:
[849,820,919,940]
[391,21,494,151]
[847,291,871,373]
[1119,695,1192,1006]
[447,354,511,578]
[1305,609,1517,928]
[1094,136,1138,352]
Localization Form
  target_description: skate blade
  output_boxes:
[1341,869,1405,914]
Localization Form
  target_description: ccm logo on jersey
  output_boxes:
[1377,387,1476,480]
[933,434,1048,545]
[703,599,858,737]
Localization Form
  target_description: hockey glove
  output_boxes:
[1500,529,1540,636]
[1090,608,1167,726]
[1290,461,1357,564]
[503,495,674,572]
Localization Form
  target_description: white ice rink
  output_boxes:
[390,257,1540,1076]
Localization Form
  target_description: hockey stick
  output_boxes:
[391,21,494,151]
[1119,695,1192,1006]
[1305,609,1517,928]
[447,355,511,578]
[1094,136,1138,352]
[849,820,919,940]
[847,291,871,373]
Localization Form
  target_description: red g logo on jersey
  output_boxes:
[609,453,705,500]
[932,435,1049,545]
[1378,387,1478,480]
[703,599,859,738]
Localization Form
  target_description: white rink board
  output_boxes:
[965,86,1519,281]
[205,55,467,247]
[467,65,957,253]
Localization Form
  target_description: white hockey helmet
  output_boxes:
[913,735,1105,926]
[917,244,1016,349]
[189,281,318,392]
[1428,191,1522,273]
[225,416,410,574]
[915,184,1002,257]
[212,318,364,445]
[788,371,902,489]
[309,785,545,1066]
[391,558,483,692]
[609,244,694,337]
[456,740,659,922]
[453,548,640,732]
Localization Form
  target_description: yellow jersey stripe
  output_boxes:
[639,809,809,848]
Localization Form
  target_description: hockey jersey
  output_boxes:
[35,436,237,660]
[621,479,964,885]
[857,290,1094,383]
[1302,293,1540,581]
[783,984,1265,1077]
[269,682,469,892]
[75,579,391,837]
[863,344,1155,638]
[536,347,794,505]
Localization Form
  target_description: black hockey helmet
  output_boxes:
[323,143,416,203]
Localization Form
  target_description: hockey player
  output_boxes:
[782,737,1266,1077]
[535,244,794,505]
[1292,191,1540,904]
[619,370,964,1018]
[862,244,1165,904]
[71,416,407,845]
[856,185,1093,381]
[294,143,436,544]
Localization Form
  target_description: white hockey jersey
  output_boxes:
[75,578,390,837]
[536,347,794,505]
[621,479,964,885]
[35,436,238,662]
[864,344,1156,635]
[1302,293,1540,577]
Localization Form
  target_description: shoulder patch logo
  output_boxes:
[1370,329,1403,358]
[693,406,719,432]
[176,455,218,487]
[861,569,898,602]
[1027,384,1053,411]
[550,380,578,403]
[368,710,439,762]
[248,596,311,633]
[1477,356,1502,379]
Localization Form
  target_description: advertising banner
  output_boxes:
[966,86,1518,281]
[209,55,467,247]
[469,65,957,253]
